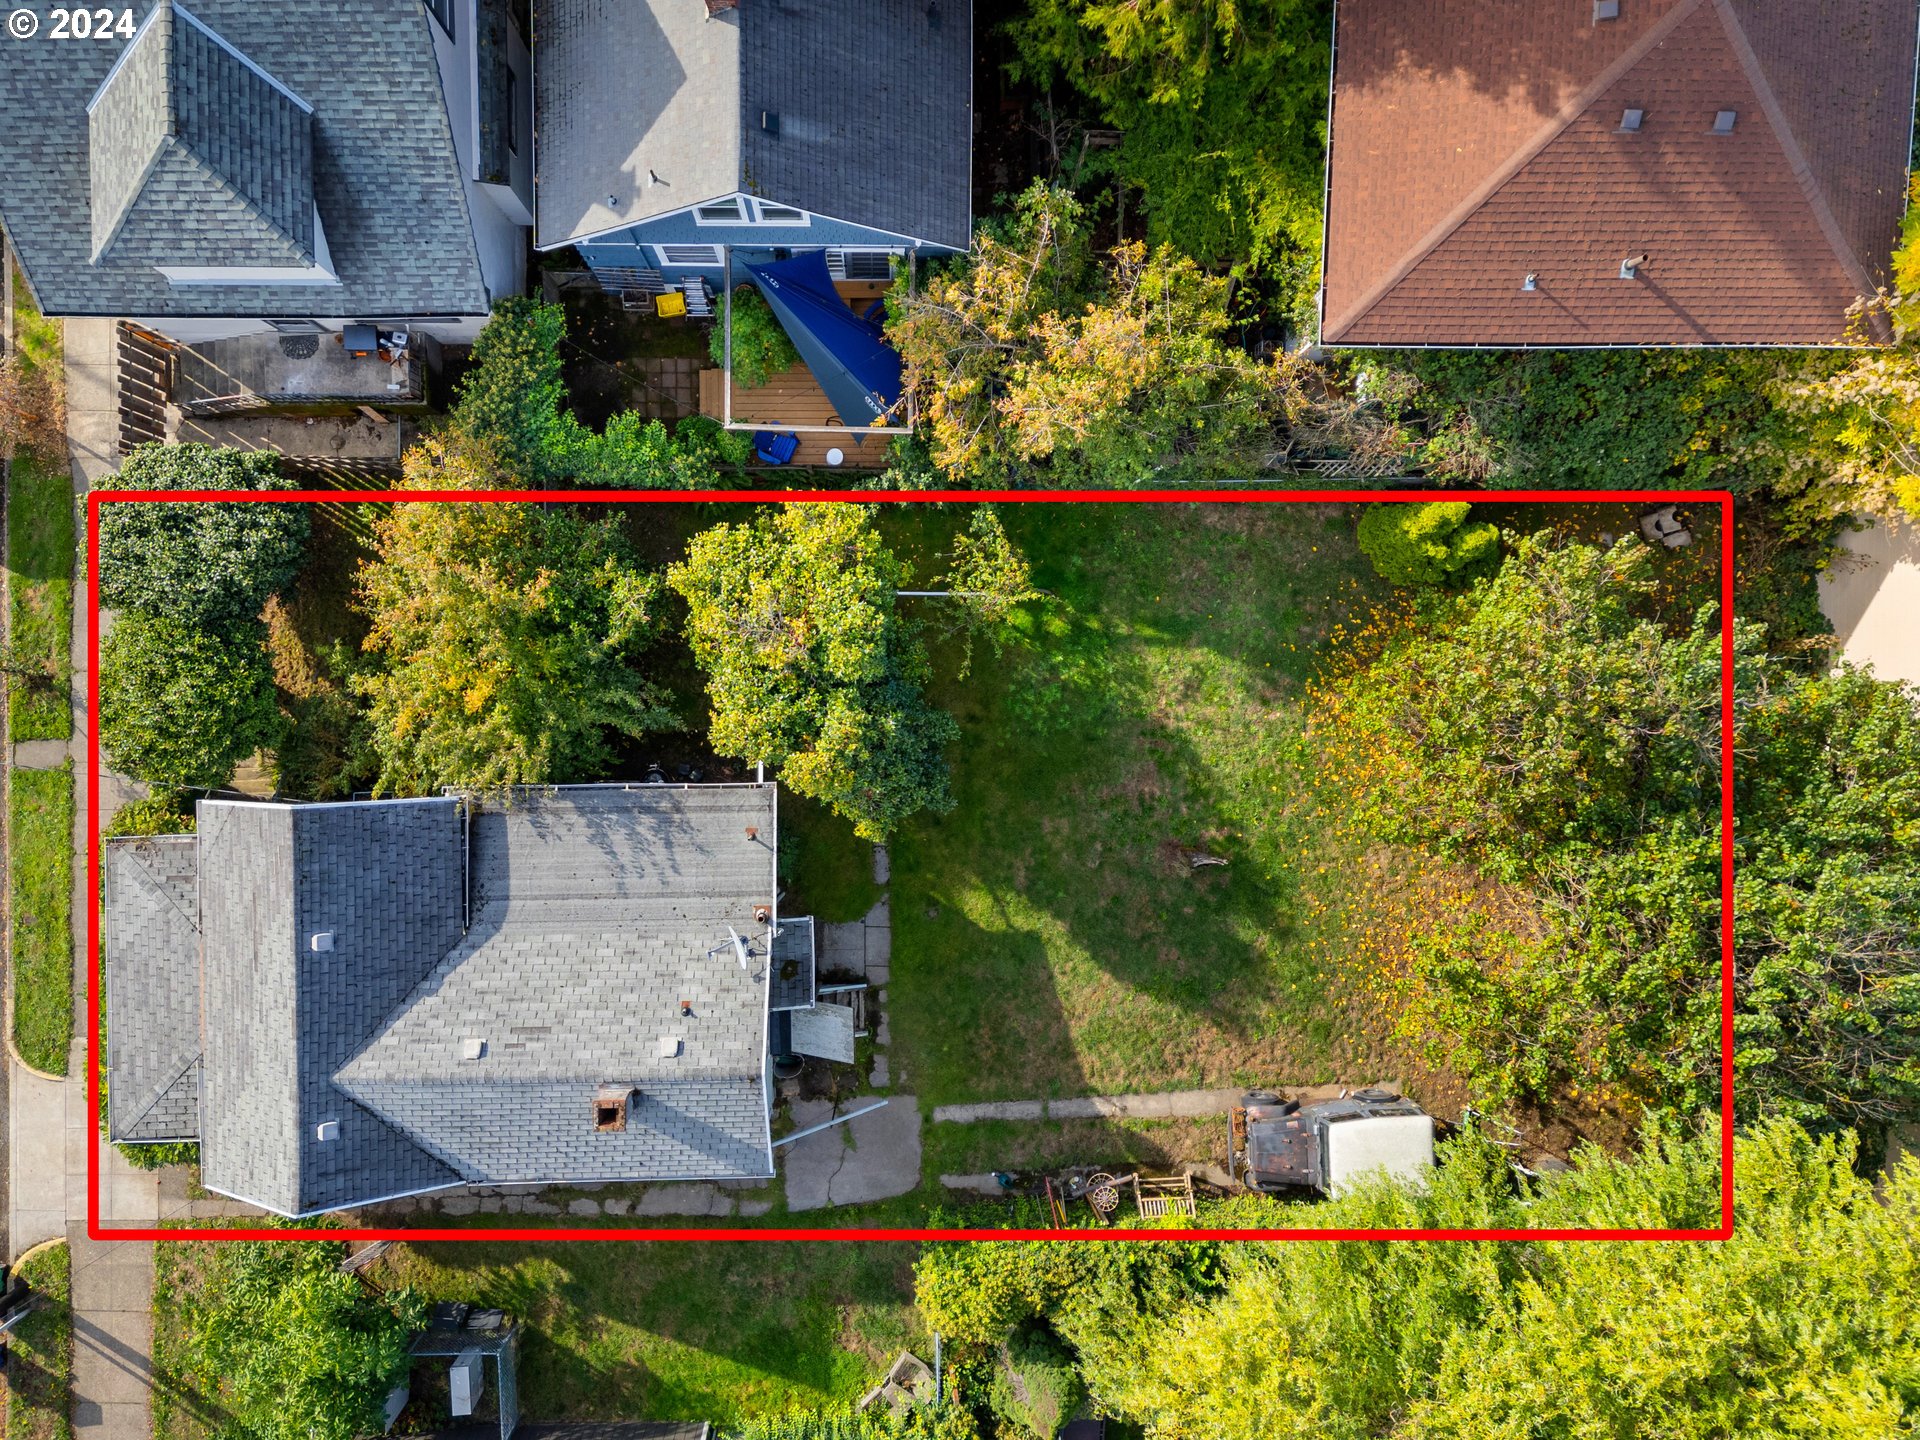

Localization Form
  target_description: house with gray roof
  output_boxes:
[538,0,973,299]
[0,0,532,345]
[104,784,819,1216]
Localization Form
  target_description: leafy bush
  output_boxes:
[1355,502,1500,586]
[99,613,284,790]
[723,1406,979,1440]
[714,285,801,390]
[453,299,744,487]
[95,445,308,637]
[104,791,196,838]
[171,1239,424,1440]
[989,1329,1086,1439]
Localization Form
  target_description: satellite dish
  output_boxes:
[729,927,751,970]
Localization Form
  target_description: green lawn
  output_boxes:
[6,449,75,742]
[9,262,63,377]
[380,1244,920,1427]
[4,1242,73,1440]
[881,502,1402,1107]
[11,762,74,1073]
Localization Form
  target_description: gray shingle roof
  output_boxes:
[534,0,971,250]
[196,799,465,1215]
[89,2,317,267]
[110,787,779,1213]
[740,0,972,251]
[104,836,204,1144]
[0,0,488,320]
[337,787,776,1184]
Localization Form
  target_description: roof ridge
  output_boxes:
[116,1050,201,1138]
[1710,0,1882,304]
[120,835,202,934]
[1325,0,1711,342]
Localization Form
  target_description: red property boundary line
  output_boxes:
[84,488,1737,1243]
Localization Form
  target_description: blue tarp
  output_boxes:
[742,252,904,428]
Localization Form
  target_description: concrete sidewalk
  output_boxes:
[932,1087,1248,1125]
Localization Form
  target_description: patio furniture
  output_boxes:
[653,290,688,319]
[754,430,801,465]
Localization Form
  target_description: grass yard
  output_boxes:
[9,262,64,380]
[376,1243,922,1426]
[3,1242,73,1440]
[6,449,74,742]
[879,502,1415,1109]
[10,761,73,1073]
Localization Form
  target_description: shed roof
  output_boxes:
[1322,0,1919,346]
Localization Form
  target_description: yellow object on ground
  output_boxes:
[654,290,688,318]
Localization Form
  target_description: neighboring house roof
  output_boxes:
[0,0,489,320]
[88,1,316,268]
[1322,0,1920,347]
[534,0,973,251]
[103,786,779,1216]
[104,837,204,1144]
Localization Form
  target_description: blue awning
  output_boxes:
[742,252,904,428]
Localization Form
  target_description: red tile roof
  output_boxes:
[1322,0,1919,346]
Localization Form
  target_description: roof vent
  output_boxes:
[309,931,335,953]
[315,1120,339,1143]
[761,110,780,136]
[461,1037,487,1061]
[1594,0,1620,19]
[1619,108,1644,132]
[1619,253,1649,279]
[1713,110,1738,133]
[593,1085,630,1132]
[1521,273,1539,292]
[658,1036,683,1059]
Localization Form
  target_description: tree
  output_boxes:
[352,437,675,794]
[1355,502,1500,587]
[669,504,959,841]
[890,183,1277,486]
[1008,0,1330,280]
[177,1239,424,1440]
[1021,1122,1920,1440]
[95,444,308,636]
[1322,531,1920,1125]
[713,285,801,389]
[99,612,283,790]
[918,506,1047,674]
[452,299,748,486]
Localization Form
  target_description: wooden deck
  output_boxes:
[699,366,891,469]
[696,277,901,471]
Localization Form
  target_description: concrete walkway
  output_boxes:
[5,314,158,1440]
[783,1095,923,1212]
[1819,519,1920,687]
[932,1087,1249,1125]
